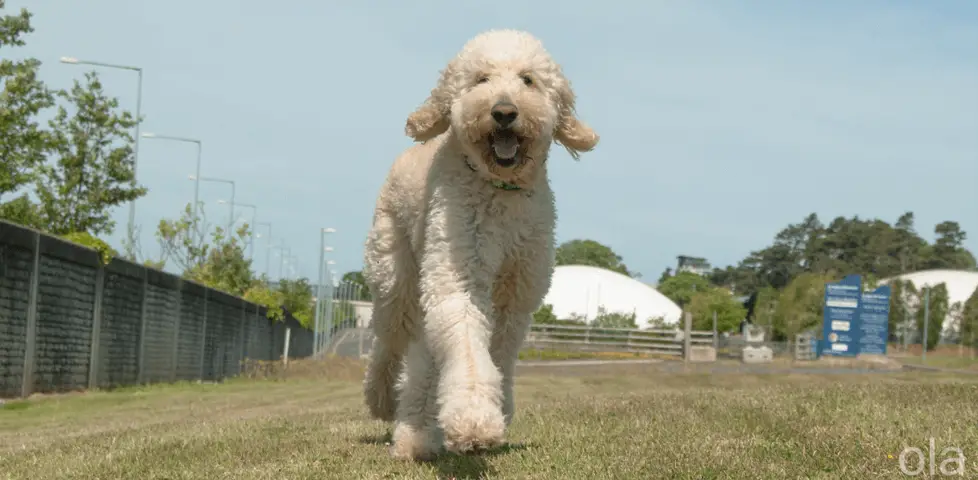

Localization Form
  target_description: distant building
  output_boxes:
[878,269,978,342]
[542,265,683,327]
[676,255,711,276]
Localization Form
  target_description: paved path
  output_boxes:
[899,363,978,375]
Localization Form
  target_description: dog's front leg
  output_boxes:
[491,312,532,426]
[417,221,506,453]
[390,338,442,461]
[424,289,504,454]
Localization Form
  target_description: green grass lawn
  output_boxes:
[2,359,977,479]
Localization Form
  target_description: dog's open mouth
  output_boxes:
[489,129,521,167]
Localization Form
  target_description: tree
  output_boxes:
[532,303,559,324]
[946,301,965,344]
[591,306,637,329]
[243,278,286,322]
[0,8,54,223]
[685,288,746,333]
[656,267,672,285]
[33,71,147,235]
[278,278,314,327]
[770,272,834,341]
[656,271,713,308]
[960,286,978,349]
[916,284,949,351]
[924,221,976,270]
[893,212,924,272]
[341,270,372,301]
[751,286,781,327]
[186,224,254,297]
[644,316,670,329]
[155,202,214,274]
[709,212,976,295]
[889,279,918,341]
[708,265,758,295]
[555,239,635,277]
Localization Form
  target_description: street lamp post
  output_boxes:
[322,259,337,354]
[269,244,289,284]
[61,57,143,254]
[314,227,337,356]
[272,243,291,282]
[190,176,235,233]
[231,202,257,259]
[255,222,272,277]
[141,133,203,218]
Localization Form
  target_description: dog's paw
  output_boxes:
[439,400,506,454]
[390,422,441,462]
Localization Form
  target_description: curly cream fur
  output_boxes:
[362,29,598,461]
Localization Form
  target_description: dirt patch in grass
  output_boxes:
[1,360,977,479]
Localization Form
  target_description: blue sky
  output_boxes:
[8,0,978,283]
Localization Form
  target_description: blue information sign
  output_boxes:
[858,285,891,355]
[821,274,891,357]
[822,274,863,357]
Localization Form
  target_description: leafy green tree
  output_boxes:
[709,212,976,296]
[708,265,759,295]
[186,224,254,296]
[771,272,834,341]
[0,8,54,222]
[277,278,314,327]
[751,286,781,328]
[959,286,978,349]
[555,239,636,277]
[923,221,976,270]
[156,202,214,273]
[656,267,672,285]
[645,316,670,329]
[686,288,746,333]
[591,307,637,329]
[34,71,147,235]
[916,283,948,351]
[887,279,917,343]
[0,194,42,228]
[243,277,286,322]
[61,231,117,265]
[341,270,372,300]
[656,271,713,308]
[893,212,925,273]
[532,303,558,324]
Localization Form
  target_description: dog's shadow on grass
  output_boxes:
[356,433,529,479]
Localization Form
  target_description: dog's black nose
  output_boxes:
[491,102,519,128]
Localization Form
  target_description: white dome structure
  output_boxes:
[880,269,978,308]
[542,265,683,328]
[880,269,978,338]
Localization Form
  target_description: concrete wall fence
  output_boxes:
[0,220,312,399]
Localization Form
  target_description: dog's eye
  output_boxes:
[521,75,533,86]
[477,76,489,84]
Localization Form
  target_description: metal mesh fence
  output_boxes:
[0,220,313,399]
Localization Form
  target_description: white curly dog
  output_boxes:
[361,29,599,461]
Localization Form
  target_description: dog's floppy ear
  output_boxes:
[554,77,599,159]
[405,65,455,142]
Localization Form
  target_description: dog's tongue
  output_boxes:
[492,131,519,159]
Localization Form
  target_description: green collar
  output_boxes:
[490,179,522,191]
[464,157,522,191]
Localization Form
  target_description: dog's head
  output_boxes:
[405,29,599,186]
